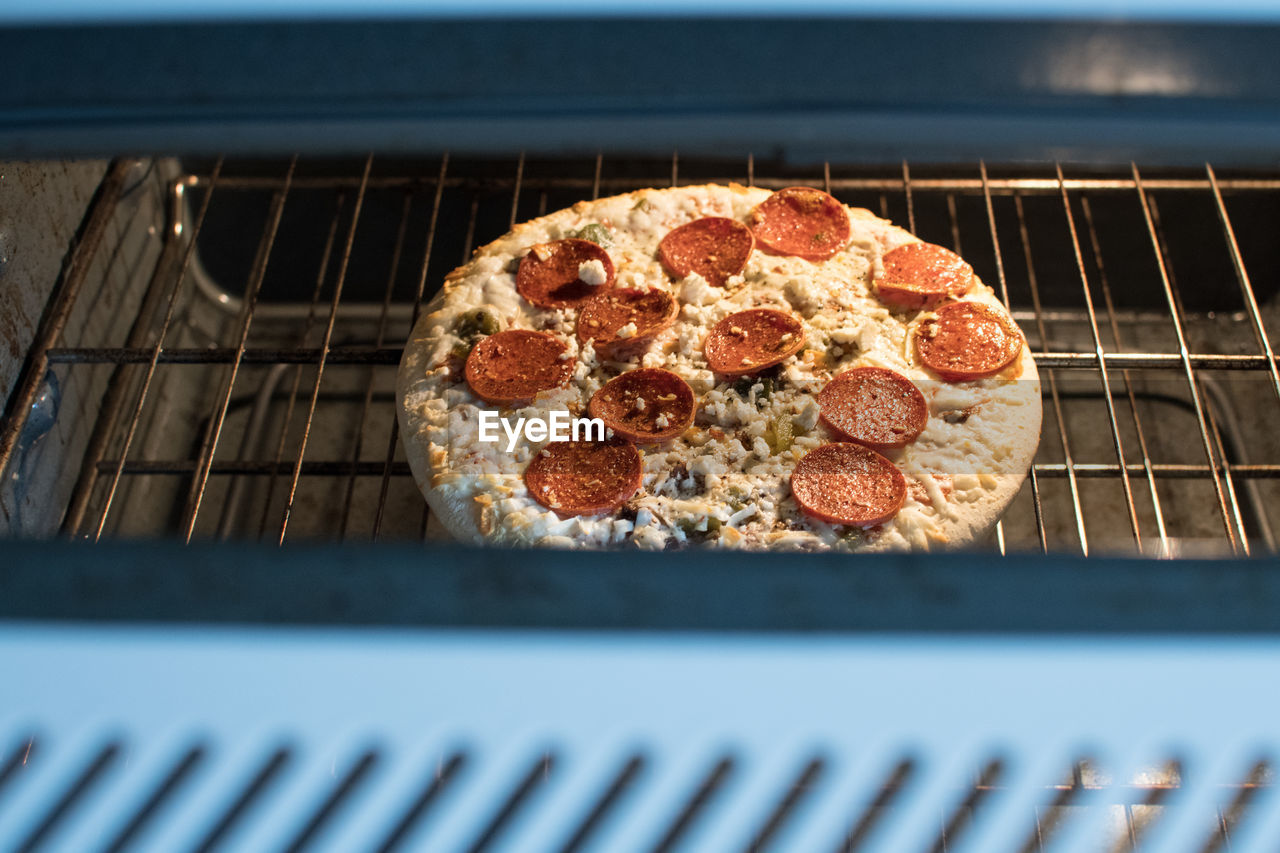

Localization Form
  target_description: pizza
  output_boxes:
[395,183,1041,551]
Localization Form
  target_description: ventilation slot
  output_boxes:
[281,747,379,853]
[101,743,206,853]
[374,751,467,853]
[836,757,916,853]
[14,740,119,853]
[744,755,826,853]
[0,736,37,804]
[191,745,292,853]
[1200,758,1272,853]
[649,754,735,853]
[928,758,1004,853]
[1018,759,1091,853]
[558,753,646,853]
[464,753,555,853]
[1114,759,1182,853]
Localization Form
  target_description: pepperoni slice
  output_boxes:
[576,288,679,357]
[703,308,805,376]
[524,437,643,516]
[875,242,974,309]
[915,301,1024,381]
[818,367,928,449]
[516,238,615,309]
[749,187,851,262]
[464,329,573,404]
[657,216,754,287]
[587,368,696,444]
[790,442,907,526]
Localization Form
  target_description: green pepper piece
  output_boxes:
[455,308,499,340]
[572,223,613,248]
[678,516,722,541]
[768,414,795,454]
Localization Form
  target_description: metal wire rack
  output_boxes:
[3,154,1280,555]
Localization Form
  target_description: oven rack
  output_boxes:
[3,154,1280,554]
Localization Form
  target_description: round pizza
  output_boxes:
[396,184,1041,551]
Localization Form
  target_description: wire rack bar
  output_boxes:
[179,156,298,543]
[1133,164,1240,553]
[1149,194,1254,554]
[90,158,225,542]
[980,161,1016,553]
[277,154,373,544]
[179,175,1280,194]
[61,231,188,537]
[1057,163,1141,547]
[86,458,1280,483]
[337,189,413,540]
[36,305,1201,328]
[1207,395,1252,554]
[407,173,486,542]
[1080,194,1170,547]
[1207,163,1280,406]
[983,164,1048,552]
[946,191,963,257]
[508,152,526,228]
[90,460,413,476]
[243,191,347,541]
[902,160,916,234]
[40,347,1280,372]
[372,155,450,540]
[1015,191,1088,555]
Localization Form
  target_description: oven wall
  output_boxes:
[0,159,168,536]
[0,161,105,407]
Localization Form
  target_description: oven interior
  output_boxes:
[5,8,1280,853]
[5,155,1280,555]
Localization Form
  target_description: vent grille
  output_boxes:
[2,626,1278,852]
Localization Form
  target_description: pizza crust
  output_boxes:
[396,184,1042,551]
